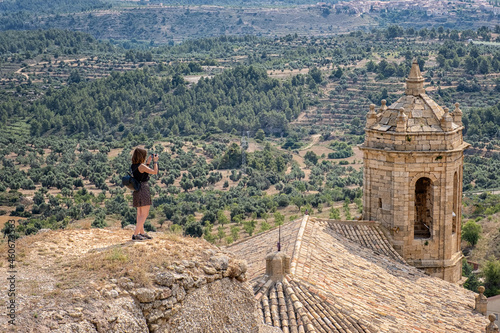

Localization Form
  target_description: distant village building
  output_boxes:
[489,294,500,327]
[332,0,497,16]
[361,60,468,283]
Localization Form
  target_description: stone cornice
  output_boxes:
[359,142,470,154]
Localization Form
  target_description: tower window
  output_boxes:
[378,198,382,208]
[414,177,432,239]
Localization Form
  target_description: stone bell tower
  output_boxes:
[360,60,469,283]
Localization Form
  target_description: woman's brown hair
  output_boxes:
[132,148,147,164]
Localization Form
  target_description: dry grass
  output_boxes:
[0,227,216,306]
[56,230,212,287]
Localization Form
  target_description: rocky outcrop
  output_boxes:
[163,278,259,332]
[0,229,278,333]
[122,253,252,332]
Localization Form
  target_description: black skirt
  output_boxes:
[133,181,152,207]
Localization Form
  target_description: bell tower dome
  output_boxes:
[360,60,469,283]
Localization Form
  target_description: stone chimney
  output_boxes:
[265,251,291,281]
[486,314,499,333]
[405,60,425,96]
[366,104,377,128]
[452,102,463,127]
[475,286,488,315]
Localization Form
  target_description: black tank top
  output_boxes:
[131,163,150,182]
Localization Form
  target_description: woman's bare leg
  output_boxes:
[134,205,150,235]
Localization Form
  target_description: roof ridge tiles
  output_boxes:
[270,283,281,328]
[262,293,272,326]
[290,215,310,276]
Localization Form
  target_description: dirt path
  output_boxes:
[291,107,317,125]
[300,134,321,151]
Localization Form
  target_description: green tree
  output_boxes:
[334,67,343,79]
[203,222,215,243]
[292,196,305,212]
[478,58,489,74]
[461,220,482,246]
[309,66,323,84]
[180,177,194,192]
[329,207,340,220]
[304,151,318,165]
[91,212,107,229]
[483,257,500,297]
[255,129,265,141]
[463,260,480,292]
[464,56,478,74]
[68,69,82,84]
[243,220,256,236]
[185,220,203,237]
[217,143,242,169]
[217,225,226,242]
[274,212,285,226]
[217,210,229,225]
[260,220,271,232]
[230,225,240,241]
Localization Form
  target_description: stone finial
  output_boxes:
[367,104,377,128]
[452,102,463,126]
[265,251,291,282]
[441,107,453,132]
[380,99,387,112]
[405,60,425,96]
[475,286,488,315]
[486,314,499,333]
[396,108,408,133]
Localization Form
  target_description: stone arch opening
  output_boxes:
[414,177,433,239]
[453,171,458,234]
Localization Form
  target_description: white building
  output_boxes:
[488,294,500,327]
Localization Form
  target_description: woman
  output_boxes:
[130,147,158,241]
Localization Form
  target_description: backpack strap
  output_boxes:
[130,164,140,179]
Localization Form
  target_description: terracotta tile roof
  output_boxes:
[254,277,376,333]
[228,216,488,332]
[229,218,303,282]
[321,219,405,264]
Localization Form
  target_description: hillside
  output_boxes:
[0,25,499,300]
[0,1,498,42]
[0,227,279,332]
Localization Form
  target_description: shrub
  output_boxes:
[462,220,482,246]
[144,220,156,232]
[304,151,318,165]
[91,216,107,229]
[185,220,203,237]
[260,221,271,233]
[483,257,500,297]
